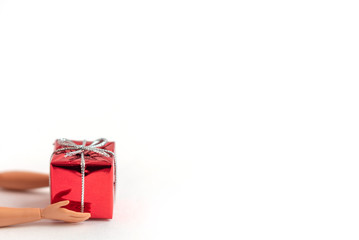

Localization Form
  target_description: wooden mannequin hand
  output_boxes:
[41,200,91,223]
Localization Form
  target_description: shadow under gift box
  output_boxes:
[50,140,115,219]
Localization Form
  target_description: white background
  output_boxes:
[0,0,358,239]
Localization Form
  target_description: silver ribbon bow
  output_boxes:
[53,138,117,213]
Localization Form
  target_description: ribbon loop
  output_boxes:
[56,138,111,158]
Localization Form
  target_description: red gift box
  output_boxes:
[50,138,116,219]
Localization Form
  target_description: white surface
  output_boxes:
[0,0,359,239]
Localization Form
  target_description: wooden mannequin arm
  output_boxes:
[0,201,91,227]
[0,171,49,190]
[0,207,41,227]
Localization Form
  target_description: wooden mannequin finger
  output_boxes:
[68,216,90,222]
[70,216,90,221]
[63,219,79,223]
[53,200,70,208]
[69,213,91,219]
[64,216,88,223]
[61,208,85,216]
[68,211,90,217]
[69,212,91,218]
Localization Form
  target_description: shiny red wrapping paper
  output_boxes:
[50,139,115,219]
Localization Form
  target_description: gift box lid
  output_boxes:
[51,139,115,167]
